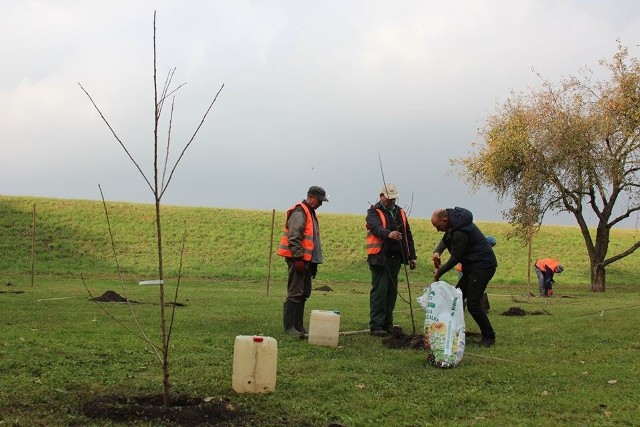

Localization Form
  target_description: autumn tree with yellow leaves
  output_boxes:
[457,43,640,292]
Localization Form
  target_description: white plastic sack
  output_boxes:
[416,281,465,368]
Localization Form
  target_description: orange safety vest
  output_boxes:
[535,258,561,271]
[277,203,315,261]
[366,208,409,255]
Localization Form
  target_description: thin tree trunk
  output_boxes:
[156,198,170,406]
[31,204,36,287]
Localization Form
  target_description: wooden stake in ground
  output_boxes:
[266,208,275,296]
[31,204,36,287]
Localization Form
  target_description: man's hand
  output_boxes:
[309,263,318,278]
[294,258,305,273]
[388,231,403,240]
[432,252,441,269]
[409,260,417,270]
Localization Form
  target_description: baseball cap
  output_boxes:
[308,186,329,202]
[380,183,399,199]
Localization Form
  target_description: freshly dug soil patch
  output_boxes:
[502,306,526,316]
[81,394,245,426]
[90,290,137,303]
[381,326,424,350]
[501,306,551,316]
[314,285,333,292]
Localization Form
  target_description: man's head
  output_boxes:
[431,209,449,232]
[380,183,399,208]
[307,185,328,209]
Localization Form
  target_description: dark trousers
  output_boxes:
[369,255,402,330]
[285,259,312,304]
[457,267,496,339]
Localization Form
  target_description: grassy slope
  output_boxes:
[1,195,639,288]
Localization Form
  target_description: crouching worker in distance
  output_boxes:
[534,258,563,297]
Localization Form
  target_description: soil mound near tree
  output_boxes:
[502,307,526,316]
[90,290,137,303]
[381,326,424,350]
[502,306,551,316]
[82,394,244,426]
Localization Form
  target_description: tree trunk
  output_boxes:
[590,264,606,292]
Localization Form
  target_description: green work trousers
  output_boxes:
[369,255,402,331]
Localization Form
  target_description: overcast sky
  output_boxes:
[2,0,639,227]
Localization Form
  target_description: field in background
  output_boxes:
[1,195,639,289]
[1,195,639,425]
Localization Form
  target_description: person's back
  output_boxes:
[431,207,497,347]
[534,258,563,297]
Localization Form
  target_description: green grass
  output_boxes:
[2,195,639,287]
[1,195,640,426]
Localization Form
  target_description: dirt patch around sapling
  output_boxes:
[502,306,551,316]
[381,326,424,350]
[88,290,186,306]
[81,394,245,426]
[90,290,138,303]
[314,285,333,292]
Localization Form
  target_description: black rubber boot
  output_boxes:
[283,301,302,336]
[295,301,308,334]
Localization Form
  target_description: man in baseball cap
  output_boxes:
[307,186,329,202]
[277,185,328,336]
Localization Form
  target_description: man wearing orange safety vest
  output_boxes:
[277,186,328,336]
[534,258,564,297]
[366,183,417,337]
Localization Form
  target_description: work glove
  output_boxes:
[293,258,305,273]
[309,263,318,278]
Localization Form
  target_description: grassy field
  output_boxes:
[1,195,640,426]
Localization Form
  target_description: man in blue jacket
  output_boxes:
[431,207,498,347]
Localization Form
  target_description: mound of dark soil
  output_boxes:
[502,307,526,316]
[81,394,244,426]
[381,326,424,350]
[90,290,137,303]
[314,285,333,292]
[502,306,551,316]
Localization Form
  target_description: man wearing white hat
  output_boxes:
[365,183,417,336]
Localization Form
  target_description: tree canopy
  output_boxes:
[456,43,640,291]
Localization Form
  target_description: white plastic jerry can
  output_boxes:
[308,310,341,347]
[232,335,277,393]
